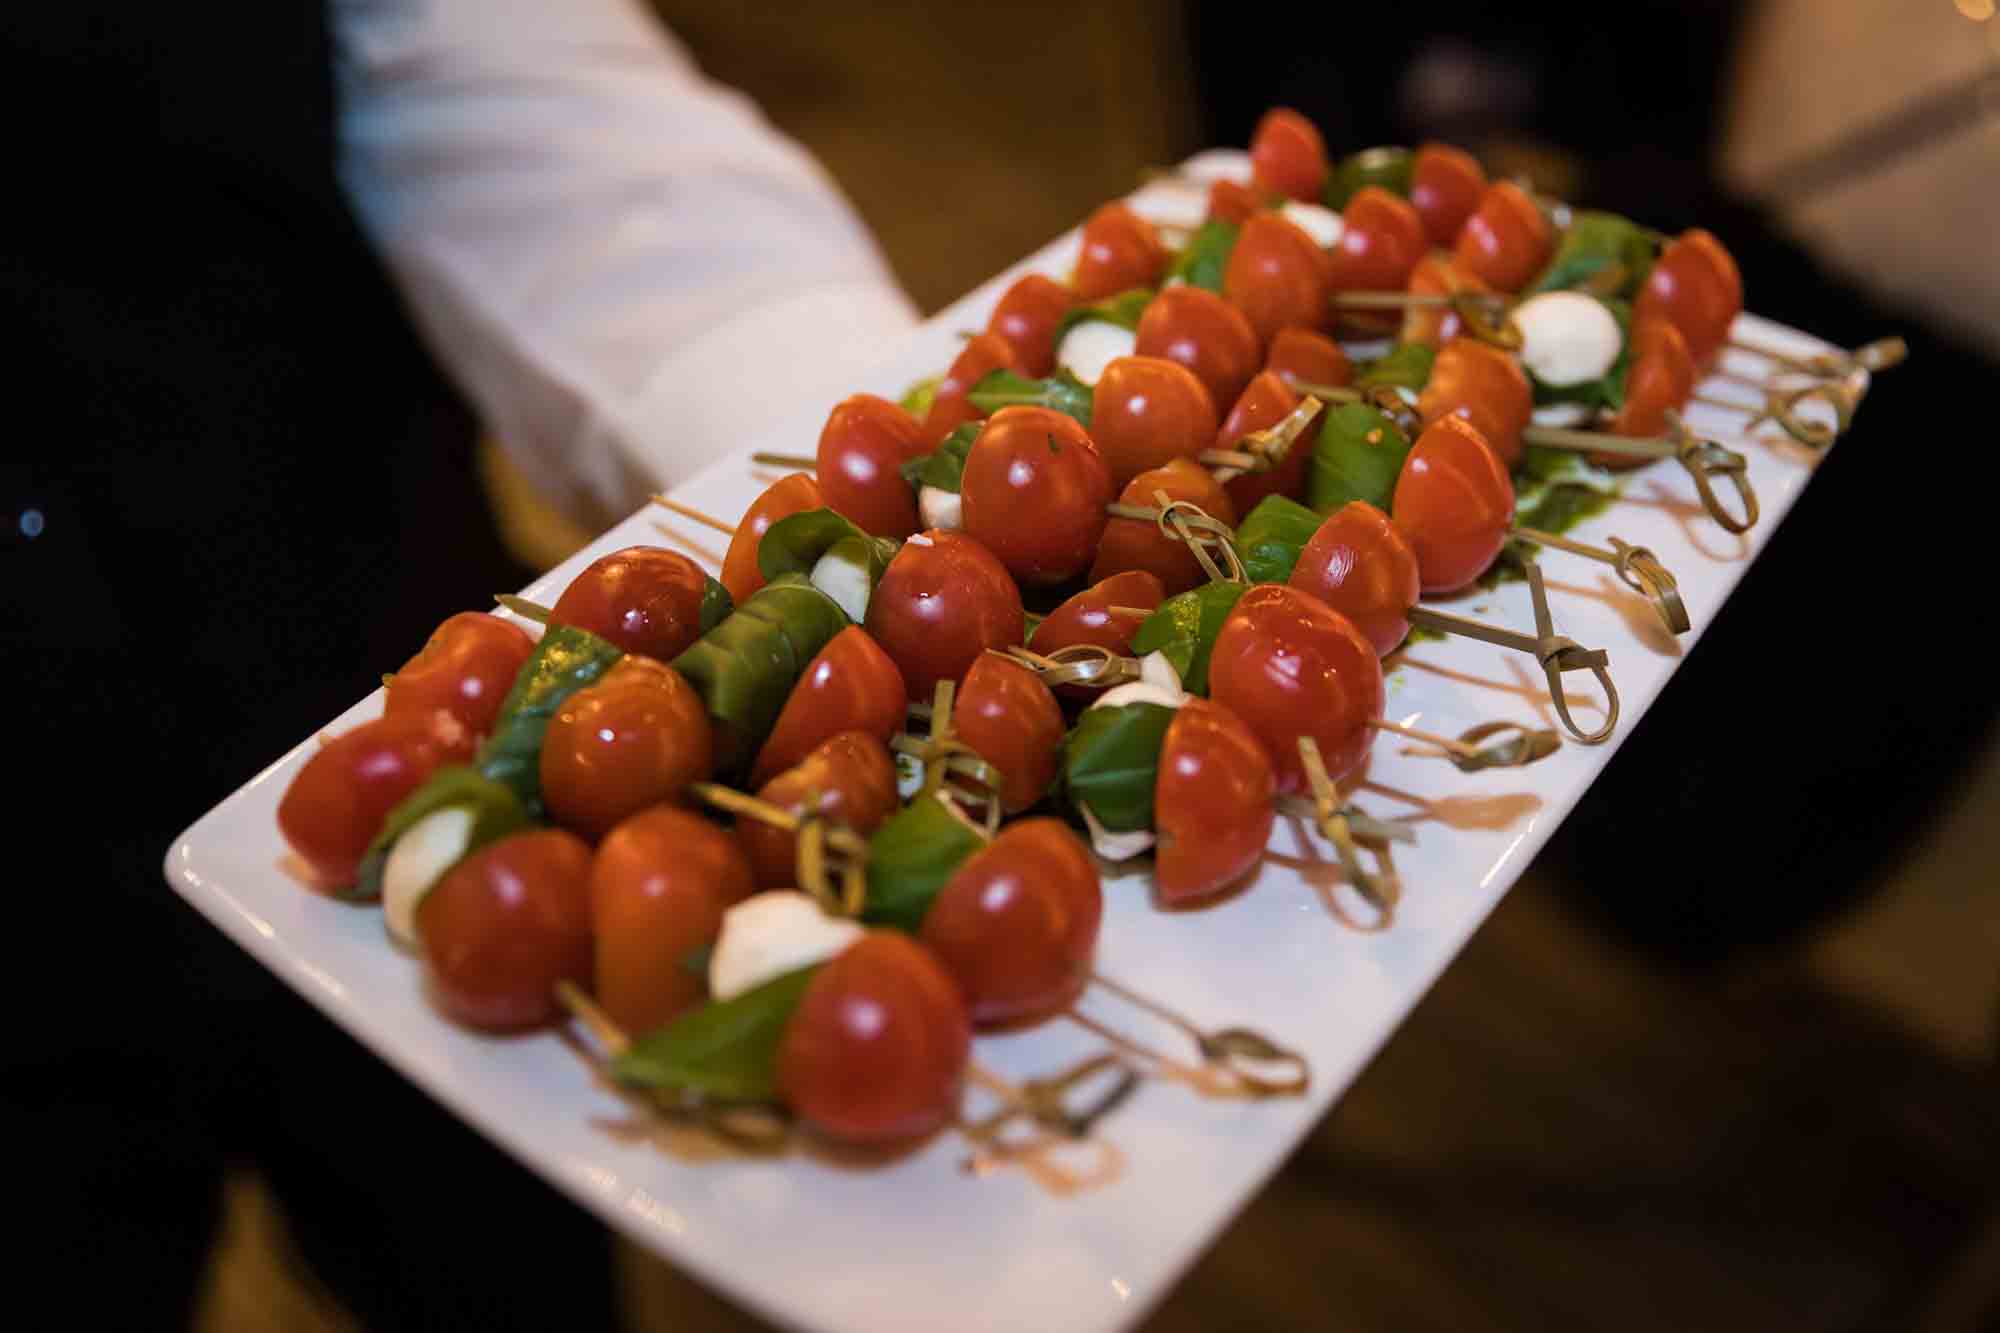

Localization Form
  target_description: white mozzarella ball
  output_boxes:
[382,806,475,949]
[1056,320,1138,387]
[918,484,963,533]
[708,891,865,1002]
[1280,200,1345,249]
[1512,292,1621,388]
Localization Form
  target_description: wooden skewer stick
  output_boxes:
[751,452,819,469]
[1508,524,1688,637]
[650,494,739,537]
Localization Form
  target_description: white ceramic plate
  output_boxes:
[165,151,1854,1333]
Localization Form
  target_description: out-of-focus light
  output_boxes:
[19,508,43,539]
[1956,0,1993,23]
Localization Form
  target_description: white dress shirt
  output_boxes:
[332,0,920,531]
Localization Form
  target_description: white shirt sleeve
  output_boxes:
[331,0,920,531]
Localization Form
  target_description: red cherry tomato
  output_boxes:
[739,732,900,890]
[1452,181,1553,293]
[1089,457,1238,596]
[549,546,714,662]
[959,405,1114,585]
[1208,584,1383,792]
[864,530,1025,701]
[748,625,907,788]
[277,709,477,891]
[1409,141,1487,248]
[1028,569,1165,659]
[383,612,535,736]
[1601,317,1696,460]
[986,273,1073,377]
[592,806,754,1035]
[1417,335,1533,469]
[1134,284,1262,417]
[418,829,594,1033]
[539,656,713,841]
[1264,326,1353,395]
[1217,369,1313,514]
[1400,252,1493,347]
[1325,187,1427,316]
[776,931,971,1144]
[817,394,928,539]
[1223,211,1331,347]
[1090,356,1220,490]
[1071,202,1168,302]
[921,332,1018,445]
[1635,228,1741,366]
[1207,177,1263,225]
[1154,699,1276,904]
[721,473,824,607]
[920,817,1101,1024]
[951,654,1065,813]
[1249,107,1329,202]
[1391,415,1515,593]
[1288,501,1421,656]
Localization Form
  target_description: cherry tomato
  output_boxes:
[383,611,535,736]
[1154,699,1275,904]
[418,828,594,1032]
[952,653,1064,813]
[1635,228,1741,366]
[549,546,715,662]
[986,273,1073,377]
[1391,414,1515,593]
[592,806,754,1034]
[1223,211,1331,347]
[959,405,1114,585]
[748,626,907,788]
[1288,501,1421,656]
[539,655,713,841]
[1071,202,1168,302]
[865,530,1025,701]
[1218,369,1314,514]
[1325,187,1427,320]
[1249,107,1329,202]
[739,732,899,891]
[816,394,928,539]
[1089,356,1220,490]
[1134,284,1261,416]
[1409,141,1487,248]
[277,709,477,890]
[1207,177,1263,225]
[776,931,971,1144]
[1400,253,1493,347]
[1264,326,1352,395]
[1209,584,1383,792]
[921,331,1018,444]
[920,817,1101,1024]
[720,473,824,607]
[1028,569,1165,659]
[1452,181,1553,293]
[1601,316,1696,459]
[1089,457,1238,596]
[1417,335,1533,468]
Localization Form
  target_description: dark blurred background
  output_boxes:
[5,1,1995,1329]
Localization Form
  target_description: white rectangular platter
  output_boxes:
[166,149,1853,1333]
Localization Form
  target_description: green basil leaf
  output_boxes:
[1054,287,1154,344]
[862,797,986,932]
[474,624,624,815]
[1062,702,1176,833]
[898,422,980,493]
[1234,494,1324,586]
[967,368,1094,428]
[1306,404,1412,514]
[1130,581,1246,696]
[1324,145,1412,211]
[899,374,941,419]
[1513,448,1620,536]
[611,964,819,1101]
[672,575,848,777]
[757,508,873,582]
[1166,219,1239,293]
[1353,342,1435,394]
[1528,212,1654,299]
[351,765,530,903]
[698,576,733,634]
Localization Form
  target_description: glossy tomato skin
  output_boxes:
[1135,284,1261,414]
[1401,252,1492,347]
[1391,414,1515,593]
[539,656,713,841]
[1207,177,1263,225]
[1289,501,1422,656]
[1601,317,1696,460]
[1217,369,1312,513]
[1208,584,1384,793]
[919,817,1102,1025]
[986,273,1073,377]
[747,626,906,788]
[1249,107,1328,201]
[591,806,754,1034]
[418,828,594,1032]
[776,931,971,1144]
[1154,699,1276,904]
[952,653,1065,813]
[1071,202,1168,302]
[277,709,477,890]
[959,405,1114,585]
[864,530,1025,701]
[383,612,536,737]
[815,394,928,539]
[1090,356,1220,490]
[921,332,1018,444]
[739,731,899,890]
[1264,327,1352,394]
[721,473,823,606]
[549,546,714,662]
[1325,186,1427,303]
[1452,181,1553,293]
[1635,228,1741,366]
[1028,569,1166,659]
[1089,457,1238,596]
[1409,141,1486,248]
[1417,336,1533,469]
[1224,212,1332,347]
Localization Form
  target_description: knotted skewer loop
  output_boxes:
[1365,716,1562,772]
[688,782,875,917]
[960,1052,1142,1143]
[1202,394,1326,483]
[997,644,1143,691]
[1296,735,1400,922]
[1103,493,1247,584]
[1085,973,1310,1099]
[1521,419,1758,533]
[1508,525,1689,636]
[893,680,1006,836]
[1728,334,1906,380]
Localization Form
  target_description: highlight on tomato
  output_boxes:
[1287,501,1422,657]
[383,612,536,736]
[539,655,714,841]
[958,404,1114,585]
[1089,356,1220,490]
[549,545,717,663]
[864,529,1025,700]
[815,394,928,539]
[418,828,595,1033]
